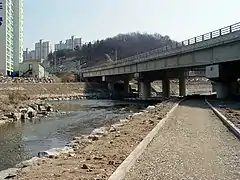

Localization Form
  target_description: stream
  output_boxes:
[0,99,150,171]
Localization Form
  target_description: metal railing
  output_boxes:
[83,22,240,71]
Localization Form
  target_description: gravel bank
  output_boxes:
[209,100,240,130]
[11,99,178,180]
[125,100,240,180]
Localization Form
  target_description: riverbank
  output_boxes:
[4,98,178,180]
[0,82,109,125]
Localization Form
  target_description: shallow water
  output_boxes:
[0,99,147,171]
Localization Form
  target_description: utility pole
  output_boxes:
[115,49,118,62]
[54,51,57,73]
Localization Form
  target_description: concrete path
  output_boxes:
[125,100,240,180]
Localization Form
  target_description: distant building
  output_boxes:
[23,40,51,61]
[19,59,45,78]
[35,40,51,59]
[55,36,82,51]
[54,41,66,51]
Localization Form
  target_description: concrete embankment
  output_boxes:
[0,98,178,180]
[0,82,108,99]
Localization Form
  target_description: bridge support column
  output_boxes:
[214,81,239,99]
[124,80,130,94]
[211,82,216,93]
[179,75,186,97]
[140,81,151,99]
[108,83,115,91]
[162,79,170,98]
[215,82,228,99]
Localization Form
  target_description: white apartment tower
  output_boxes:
[35,40,51,59]
[0,0,23,75]
[55,36,82,51]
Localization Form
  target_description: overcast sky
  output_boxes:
[23,0,240,49]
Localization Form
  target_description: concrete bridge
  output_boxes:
[82,22,240,99]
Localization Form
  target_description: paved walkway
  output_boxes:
[125,100,240,180]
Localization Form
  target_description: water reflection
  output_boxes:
[0,122,27,170]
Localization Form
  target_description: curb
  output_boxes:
[205,98,240,140]
[108,98,185,180]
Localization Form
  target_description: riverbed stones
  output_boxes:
[91,127,108,136]
[38,105,46,112]
[73,136,82,141]
[88,135,100,141]
[120,118,130,123]
[81,164,89,169]
[109,126,117,132]
[16,157,41,168]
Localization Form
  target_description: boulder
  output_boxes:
[38,147,74,158]
[46,104,53,112]
[73,136,83,141]
[16,157,41,168]
[0,168,20,180]
[20,113,28,120]
[29,104,38,111]
[147,105,155,110]
[132,112,143,117]
[1,116,9,121]
[109,126,117,132]
[38,105,47,112]
[12,112,21,121]
[27,107,37,118]
[19,108,28,114]
[91,127,108,136]
[120,119,130,123]
[88,135,100,141]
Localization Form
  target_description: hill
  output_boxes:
[46,32,177,70]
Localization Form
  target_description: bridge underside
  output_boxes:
[82,24,240,99]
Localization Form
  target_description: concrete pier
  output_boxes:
[179,75,186,96]
[139,81,151,98]
[162,79,170,98]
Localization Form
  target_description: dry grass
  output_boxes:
[7,91,30,104]
[57,72,78,82]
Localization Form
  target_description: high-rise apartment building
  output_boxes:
[35,39,51,59]
[55,36,82,51]
[23,40,51,61]
[0,0,23,75]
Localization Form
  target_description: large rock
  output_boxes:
[91,127,108,136]
[132,112,143,117]
[147,105,155,110]
[0,168,20,180]
[29,103,38,111]
[45,104,53,112]
[20,113,28,120]
[88,134,100,141]
[27,107,37,118]
[19,107,28,114]
[38,147,74,158]
[38,105,46,112]
[16,157,41,168]
[12,112,21,121]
